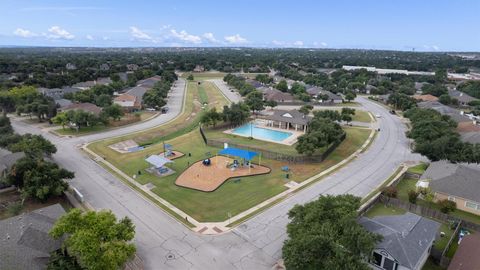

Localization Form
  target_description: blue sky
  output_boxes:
[1,0,479,51]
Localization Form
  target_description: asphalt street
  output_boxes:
[11,80,425,269]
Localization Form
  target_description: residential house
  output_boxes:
[127,64,139,71]
[95,77,112,86]
[65,63,76,70]
[114,93,141,112]
[0,204,66,270]
[306,86,342,103]
[54,98,72,108]
[72,80,96,90]
[99,63,110,71]
[124,86,149,105]
[58,102,102,115]
[137,75,162,88]
[259,109,311,132]
[447,234,480,270]
[413,94,439,102]
[417,101,472,123]
[246,79,263,88]
[359,213,440,270]
[414,82,429,93]
[448,89,477,106]
[257,86,295,103]
[193,65,205,72]
[419,160,480,215]
[0,149,25,188]
[37,86,82,100]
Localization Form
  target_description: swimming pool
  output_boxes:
[232,123,293,142]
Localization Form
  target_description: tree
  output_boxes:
[245,91,264,114]
[438,199,456,214]
[296,116,344,156]
[222,102,250,126]
[345,91,356,102]
[103,104,124,121]
[187,74,194,81]
[50,209,136,270]
[52,112,69,130]
[95,94,112,107]
[341,107,355,124]
[200,108,222,127]
[299,105,313,116]
[0,91,14,116]
[143,91,166,109]
[6,157,74,202]
[387,93,416,111]
[265,99,277,110]
[276,79,288,92]
[283,195,381,270]
[8,133,57,157]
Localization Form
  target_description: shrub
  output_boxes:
[7,201,23,216]
[408,190,419,204]
[438,199,456,214]
[382,186,398,198]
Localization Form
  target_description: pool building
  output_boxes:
[259,110,312,133]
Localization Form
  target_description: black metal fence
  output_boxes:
[199,126,345,163]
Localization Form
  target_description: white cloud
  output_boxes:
[47,26,74,40]
[272,40,286,46]
[224,34,247,44]
[423,45,440,51]
[293,40,304,47]
[170,29,201,44]
[85,34,94,40]
[313,41,328,47]
[102,36,110,41]
[202,32,218,43]
[13,28,37,38]
[432,45,440,51]
[129,26,154,42]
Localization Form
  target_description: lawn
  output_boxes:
[352,110,372,123]
[408,162,429,175]
[422,258,445,270]
[55,111,156,136]
[434,223,455,251]
[88,80,373,222]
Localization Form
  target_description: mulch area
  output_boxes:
[158,150,185,160]
[457,122,480,132]
[175,155,271,192]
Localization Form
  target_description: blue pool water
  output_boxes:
[232,123,293,142]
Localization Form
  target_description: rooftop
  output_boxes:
[0,204,66,270]
[359,213,440,269]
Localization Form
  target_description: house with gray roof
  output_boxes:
[259,109,311,132]
[0,204,66,270]
[417,101,472,123]
[137,75,161,88]
[448,89,477,106]
[420,160,480,215]
[125,86,150,104]
[1,149,25,183]
[306,85,343,103]
[359,213,440,270]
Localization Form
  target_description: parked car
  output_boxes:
[161,107,169,114]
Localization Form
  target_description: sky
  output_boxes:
[1,0,479,51]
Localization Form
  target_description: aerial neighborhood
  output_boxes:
[1,1,480,270]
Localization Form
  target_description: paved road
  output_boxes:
[11,86,425,269]
[208,79,243,103]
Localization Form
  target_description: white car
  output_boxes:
[375,114,381,118]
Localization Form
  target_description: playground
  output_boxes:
[176,151,271,192]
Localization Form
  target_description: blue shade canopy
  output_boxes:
[219,148,258,161]
[145,155,173,168]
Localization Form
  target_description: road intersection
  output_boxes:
[11,78,425,269]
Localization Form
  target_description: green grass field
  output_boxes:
[407,162,429,175]
[364,203,406,218]
[88,79,373,222]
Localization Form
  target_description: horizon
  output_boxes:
[1,0,479,52]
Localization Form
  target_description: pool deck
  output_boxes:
[223,123,304,145]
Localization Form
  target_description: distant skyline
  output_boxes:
[1,0,479,51]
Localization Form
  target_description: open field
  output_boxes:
[88,79,372,221]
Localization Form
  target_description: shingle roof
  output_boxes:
[417,101,472,123]
[448,234,480,270]
[261,110,312,125]
[137,75,161,88]
[423,161,480,202]
[359,213,440,269]
[0,150,25,173]
[448,89,477,104]
[60,102,102,115]
[0,204,66,270]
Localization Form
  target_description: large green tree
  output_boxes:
[283,195,381,270]
[245,91,265,114]
[5,157,73,202]
[50,209,136,270]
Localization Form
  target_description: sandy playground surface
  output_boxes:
[175,155,271,192]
